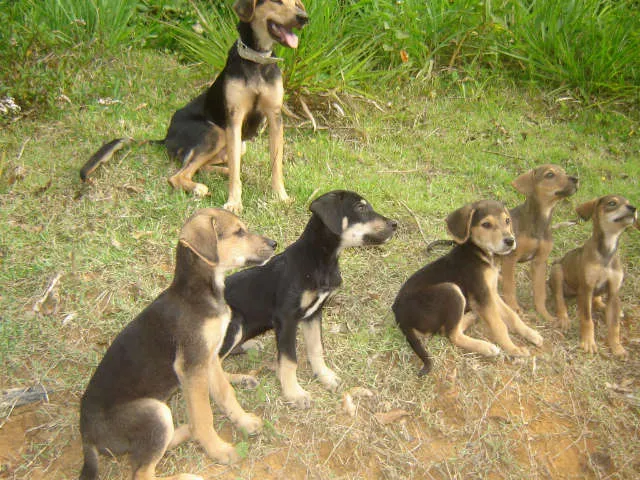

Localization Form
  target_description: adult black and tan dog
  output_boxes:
[219,190,397,408]
[393,200,543,375]
[79,209,276,480]
[80,0,308,213]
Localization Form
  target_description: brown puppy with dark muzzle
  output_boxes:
[549,195,637,357]
[79,209,277,480]
[501,165,578,322]
[393,200,543,375]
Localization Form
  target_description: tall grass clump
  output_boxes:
[503,0,640,99]
[23,0,140,48]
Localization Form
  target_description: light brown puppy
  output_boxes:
[549,195,636,357]
[501,165,578,322]
[79,209,277,480]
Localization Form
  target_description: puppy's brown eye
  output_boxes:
[236,229,246,237]
[505,218,511,225]
[545,171,555,178]
[481,222,492,229]
[608,201,617,207]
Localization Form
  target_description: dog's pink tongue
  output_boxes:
[281,28,299,49]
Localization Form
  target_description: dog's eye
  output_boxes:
[271,0,284,4]
[235,229,246,237]
[505,218,511,225]
[545,171,555,178]
[608,200,617,207]
[481,222,492,229]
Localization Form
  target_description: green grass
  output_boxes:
[1,43,640,478]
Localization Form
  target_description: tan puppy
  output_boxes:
[549,195,637,357]
[501,165,578,322]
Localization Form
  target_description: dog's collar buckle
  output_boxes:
[237,40,283,65]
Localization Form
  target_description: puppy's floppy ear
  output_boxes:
[310,191,344,235]
[576,198,598,221]
[179,214,219,266]
[233,0,258,22]
[512,170,535,195]
[446,204,476,244]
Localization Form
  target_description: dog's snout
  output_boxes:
[296,10,309,26]
[390,219,398,231]
[267,238,278,250]
[569,176,579,185]
[504,237,515,247]
[628,205,637,213]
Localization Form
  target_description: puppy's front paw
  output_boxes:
[507,346,530,357]
[526,329,544,347]
[205,441,240,465]
[232,374,259,390]
[236,413,263,436]
[285,388,312,409]
[479,343,501,357]
[192,183,209,198]
[223,200,243,214]
[580,338,598,354]
[317,368,340,392]
[556,314,571,331]
[611,344,628,358]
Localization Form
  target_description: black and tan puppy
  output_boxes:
[549,195,637,357]
[393,200,543,375]
[80,0,308,213]
[501,165,578,322]
[219,190,397,408]
[79,209,276,480]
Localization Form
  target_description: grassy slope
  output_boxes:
[1,49,639,479]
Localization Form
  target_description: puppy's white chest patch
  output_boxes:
[300,290,330,319]
[203,310,231,354]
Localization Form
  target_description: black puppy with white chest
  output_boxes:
[220,190,397,408]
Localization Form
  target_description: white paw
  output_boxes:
[527,329,544,347]
[236,413,263,435]
[317,369,340,392]
[285,388,312,409]
[193,183,209,197]
[223,200,243,214]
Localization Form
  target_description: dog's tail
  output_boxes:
[79,137,165,182]
[79,441,99,480]
[398,324,432,376]
[425,239,456,254]
[392,299,433,376]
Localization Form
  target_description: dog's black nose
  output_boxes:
[390,220,398,231]
[628,205,637,213]
[296,11,309,26]
[570,176,579,184]
[267,239,277,249]
[504,237,515,247]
